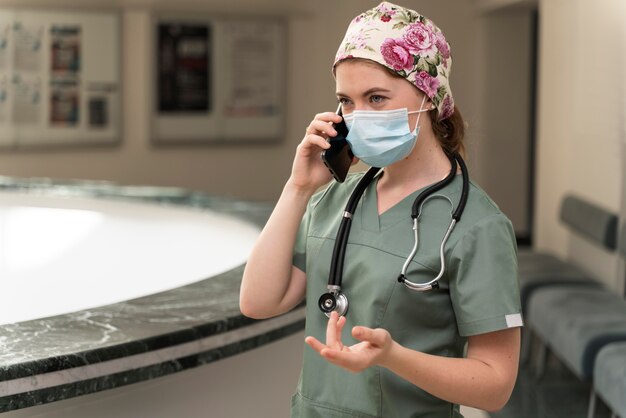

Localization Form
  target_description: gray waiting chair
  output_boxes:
[527,221,626,418]
[589,342,626,418]
[520,195,619,363]
[519,195,618,312]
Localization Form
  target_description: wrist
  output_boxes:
[284,178,318,199]
[379,339,402,370]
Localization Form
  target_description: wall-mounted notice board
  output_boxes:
[0,9,120,149]
[152,15,286,144]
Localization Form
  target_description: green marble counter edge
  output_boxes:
[0,177,305,412]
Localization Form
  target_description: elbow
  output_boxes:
[239,297,264,320]
[482,396,510,413]
[473,390,511,413]
[239,294,275,320]
[481,378,515,412]
[239,277,268,319]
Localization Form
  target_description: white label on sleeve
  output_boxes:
[505,313,524,328]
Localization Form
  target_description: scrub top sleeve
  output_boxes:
[292,199,313,273]
[292,181,336,273]
[449,214,523,337]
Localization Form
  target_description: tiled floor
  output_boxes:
[490,352,614,418]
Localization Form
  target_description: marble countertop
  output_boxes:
[0,177,305,413]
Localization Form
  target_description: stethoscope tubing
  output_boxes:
[320,152,469,316]
[328,166,381,287]
[410,155,458,218]
[400,153,469,290]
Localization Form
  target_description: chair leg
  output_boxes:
[535,341,548,379]
[587,389,596,418]
[520,327,533,365]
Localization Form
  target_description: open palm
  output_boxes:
[305,311,393,373]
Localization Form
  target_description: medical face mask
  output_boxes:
[343,103,429,167]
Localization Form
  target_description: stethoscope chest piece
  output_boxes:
[318,288,349,317]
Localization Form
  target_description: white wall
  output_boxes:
[535,0,626,288]
[475,7,534,237]
[0,0,493,203]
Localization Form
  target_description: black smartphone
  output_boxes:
[321,105,353,183]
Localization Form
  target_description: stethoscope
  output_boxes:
[318,152,469,317]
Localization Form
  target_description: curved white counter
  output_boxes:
[0,179,305,416]
[0,191,260,325]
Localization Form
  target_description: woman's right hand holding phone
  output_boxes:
[241,110,343,319]
[288,111,343,195]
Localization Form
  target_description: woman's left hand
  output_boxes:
[305,311,394,373]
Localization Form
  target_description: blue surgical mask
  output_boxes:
[343,100,429,167]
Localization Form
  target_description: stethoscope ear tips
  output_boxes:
[397,274,406,283]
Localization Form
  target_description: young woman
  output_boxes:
[240,2,522,417]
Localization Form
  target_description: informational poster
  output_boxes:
[50,78,79,126]
[50,25,80,72]
[12,73,41,125]
[222,22,279,118]
[50,25,80,127]
[153,16,285,144]
[0,16,9,143]
[86,90,109,129]
[157,23,210,112]
[0,75,7,123]
[0,9,120,149]
[0,22,9,71]
[13,22,43,72]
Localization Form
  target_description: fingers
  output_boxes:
[326,311,346,348]
[336,315,347,345]
[319,348,364,371]
[307,322,387,374]
[315,111,343,125]
[305,312,346,357]
[297,134,330,153]
[306,120,336,138]
[352,326,385,347]
[305,336,327,354]
[325,311,337,346]
[305,112,343,137]
[295,109,344,161]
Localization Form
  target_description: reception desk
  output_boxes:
[0,177,305,417]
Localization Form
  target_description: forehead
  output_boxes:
[336,60,395,87]
[335,59,417,96]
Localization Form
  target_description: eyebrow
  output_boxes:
[336,87,392,98]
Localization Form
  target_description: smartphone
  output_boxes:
[321,105,353,183]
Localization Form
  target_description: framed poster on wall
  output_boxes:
[152,15,286,144]
[157,23,211,113]
[0,9,121,149]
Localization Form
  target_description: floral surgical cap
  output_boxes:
[334,2,455,120]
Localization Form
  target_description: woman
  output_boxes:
[240,2,522,417]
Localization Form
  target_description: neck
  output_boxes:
[378,132,452,192]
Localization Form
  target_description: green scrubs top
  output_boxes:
[291,171,522,418]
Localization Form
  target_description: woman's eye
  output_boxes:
[337,97,351,105]
[370,95,385,103]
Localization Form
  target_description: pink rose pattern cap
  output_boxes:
[334,2,454,120]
